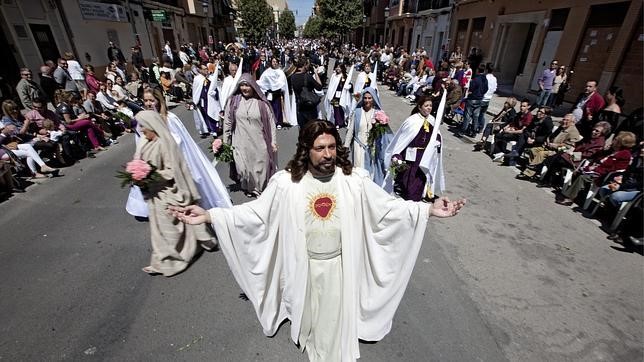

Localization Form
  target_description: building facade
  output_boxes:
[0,0,236,100]
[450,0,642,112]
[410,0,452,63]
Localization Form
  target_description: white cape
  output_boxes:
[382,92,447,197]
[257,67,296,125]
[324,65,354,125]
[192,70,221,134]
[126,112,232,218]
[209,168,430,361]
[219,58,244,111]
[352,66,377,110]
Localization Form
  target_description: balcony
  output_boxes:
[417,0,449,12]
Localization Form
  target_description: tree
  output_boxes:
[317,0,363,39]
[278,10,296,40]
[303,16,322,38]
[238,0,273,43]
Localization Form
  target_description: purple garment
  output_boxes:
[200,79,219,133]
[394,127,441,201]
[269,95,283,125]
[539,69,556,91]
[333,106,345,127]
[332,78,346,127]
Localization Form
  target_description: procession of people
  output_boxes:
[7,31,641,362]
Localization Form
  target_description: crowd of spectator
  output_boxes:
[1,38,641,246]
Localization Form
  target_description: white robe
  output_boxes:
[257,67,296,125]
[324,65,354,125]
[352,67,377,110]
[192,72,221,135]
[209,168,430,361]
[218,58,244,111]
[382,92,448,197]
[126,112,232,217]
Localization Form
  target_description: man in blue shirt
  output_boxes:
[456,64,488,138]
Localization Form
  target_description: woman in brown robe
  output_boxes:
[135,110,214,276]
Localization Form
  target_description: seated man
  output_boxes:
[556,131,636,206]
[506,106,554,166]
[519,113,582,177]
[491,99,532,161]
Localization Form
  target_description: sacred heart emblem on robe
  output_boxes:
[309,193,336,221]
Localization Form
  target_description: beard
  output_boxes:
[310,158,336,176]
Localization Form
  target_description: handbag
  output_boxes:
[6,141,18,150]
[299,86,321,107]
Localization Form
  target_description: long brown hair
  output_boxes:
[285,120,352,182]
[143,87,168,121]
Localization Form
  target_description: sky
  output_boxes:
[287,0,316,26]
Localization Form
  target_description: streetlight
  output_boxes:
[384,7,389,46]
[362,15,367,47]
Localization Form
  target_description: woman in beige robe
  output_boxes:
[135,110,214,276]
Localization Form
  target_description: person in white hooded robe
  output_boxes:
[218,58,243,112]
[352,61,377,109]
[382,93,446,201]
[257,57,296,129]
[192,63,221,136]
[324,63,353,128]
[169,120,465,361]
[126,88,232,219]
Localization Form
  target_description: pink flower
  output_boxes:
[125,159,151,181]
[212,138,223,154]
[374,110,389,125]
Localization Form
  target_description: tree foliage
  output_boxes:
[303,15,322,38]
[238,0,273,43]
[278,10,296,39]
[317,0,363,39]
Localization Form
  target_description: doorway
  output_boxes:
[29,24,60,62]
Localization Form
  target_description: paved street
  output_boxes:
[0,89,641,361]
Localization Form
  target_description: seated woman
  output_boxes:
[82,91,125,138]
[475,97,517,150]
[0,123,58,178]
[1,99,59,159]
[596,142,642,207]
[556,131,637,206]
[54,90,107,151]
[134,110,215,276]
[531,121,611,186]
[125,72,144,100]
[383,95,444,201]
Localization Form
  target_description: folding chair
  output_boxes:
[608,192,643,233]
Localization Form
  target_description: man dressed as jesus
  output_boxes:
[170,120,465,361]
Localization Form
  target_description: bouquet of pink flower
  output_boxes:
[367,110,391,151]
[116,158,163,189]
[211,138,234,163]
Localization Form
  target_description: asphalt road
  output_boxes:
[0,88,641,361]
